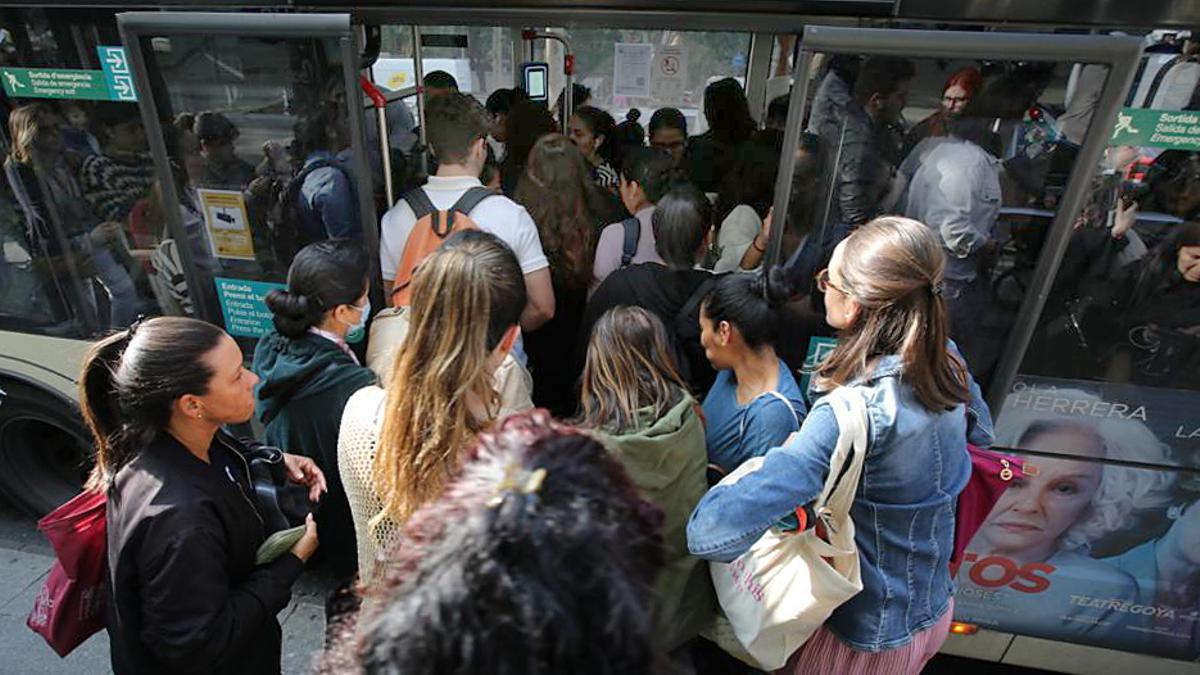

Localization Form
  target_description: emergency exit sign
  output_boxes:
[0,67,113,101]
[1110,107,1200,151]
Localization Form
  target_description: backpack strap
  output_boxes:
[676,276,715,333]
[402,187,437,222]
[450,186,497,217]
[619,216,640,268]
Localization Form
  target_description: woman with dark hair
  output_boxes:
[614,108,646,165]
[591,145,677,289]
[568,105,620,191]
[700,271,807,479]
[84,317,324,674]
[577,306,714,655]
[252,239,376,593]
[321,411,662,675]
[581,185,718,393]
[649,107,688,166]
[500,100,556,197]
[713,136,781,273]
[689,217,994,674]
[515,135,603,415]
[686,78,757,193]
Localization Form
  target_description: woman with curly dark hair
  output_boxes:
[320,410,663,675]
[516,135,605,415]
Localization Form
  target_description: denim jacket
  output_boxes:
[687,352,995,652]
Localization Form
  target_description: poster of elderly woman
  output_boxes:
[954,381,1200,661]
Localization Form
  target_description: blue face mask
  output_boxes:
[342,298,370,344]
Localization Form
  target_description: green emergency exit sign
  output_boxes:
[1,67,117,101]
[1110,107,1200,151]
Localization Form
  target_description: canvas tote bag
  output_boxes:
[709,386,868,670]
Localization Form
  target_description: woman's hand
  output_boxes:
[290,513,319,562]
[283,453,327,502]
[1112,199,1138,239]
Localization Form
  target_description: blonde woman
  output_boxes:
[577,306,715,655]
[689,217,994,674]
[338,231,526,586]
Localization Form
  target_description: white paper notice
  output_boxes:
[652,45,688,102]
[614,43,653,98]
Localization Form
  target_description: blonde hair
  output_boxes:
[815,216,969,411]
[995,388,1175,551]
[371,232,526,533]
[8,103,55,165]
[577,306,689,434]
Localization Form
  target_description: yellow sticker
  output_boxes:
[388,72,408,89]
[197,188,255,261]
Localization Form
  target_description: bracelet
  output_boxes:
[752,238,767,253]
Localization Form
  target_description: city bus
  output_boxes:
[0,1,1197,672]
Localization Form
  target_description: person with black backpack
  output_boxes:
[579,185,720,394]
[591,145,676,291]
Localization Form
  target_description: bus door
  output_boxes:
[768,25,1200,671]
[115,12,377,353]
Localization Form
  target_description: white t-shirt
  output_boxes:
[713,204,763,273]
[379,174,548,281]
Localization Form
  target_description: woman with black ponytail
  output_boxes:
[699,270,808,479]
[252,238,376,593]
[82,316,324,674]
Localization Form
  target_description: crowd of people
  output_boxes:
[33,54,1200,675]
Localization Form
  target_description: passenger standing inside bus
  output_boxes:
[902,67,982,158]
[686,78,756,194]
[252,239,376,607]
[322,412,661,675]
[4,103,146,327]
[80,102,153,229]
[649,107,688,167]
[712,136,781,273]
[340,231,526,586]
[591,146,676,290]
[84,317,324,675]
[902,89,1006,379]
[582,185,718,393]
[293,102,359,242]
[576,306,715,655]
[689,217,993,675]
[193,111,255,189]
[485,87,526,161]
[568,105,620,192]
[380,93,554,332]
[422,71,459,100]
[516,135,603,416]
[699,271,807,480]
[499,99,556,197]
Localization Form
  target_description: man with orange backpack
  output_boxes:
[379,92,554,331]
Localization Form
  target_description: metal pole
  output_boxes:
[413,25,429,176]
[361,76,395,206]
[765,46,813,268]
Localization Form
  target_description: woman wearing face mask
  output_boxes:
[339,230,527,587]
[252,239,376,600]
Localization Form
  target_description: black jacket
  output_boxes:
[106,431,304,675]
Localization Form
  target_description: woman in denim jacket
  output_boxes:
[688,216,995,674]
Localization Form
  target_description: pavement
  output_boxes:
[0,499,329,675]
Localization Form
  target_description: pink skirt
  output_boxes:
[778,599,955,675]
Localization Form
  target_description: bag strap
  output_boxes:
[676,276,716,331]
[737,390,801,441]
[815,387,869,518]
[451,186,497,218]
[619,216,640,267]
[402,187,437,222]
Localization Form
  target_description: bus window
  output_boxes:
[135,30,364,345]
[0,9,163,338]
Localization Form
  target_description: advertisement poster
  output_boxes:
[197,188,256,261]
[214,277,285,338]
[613,43,653,98]
[955,379,1200,660]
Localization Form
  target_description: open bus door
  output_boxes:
[116,12,379,340]
[767,25,1200,673]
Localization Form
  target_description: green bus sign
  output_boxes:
[1,66,123,101]
[1110,107,1200,151]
